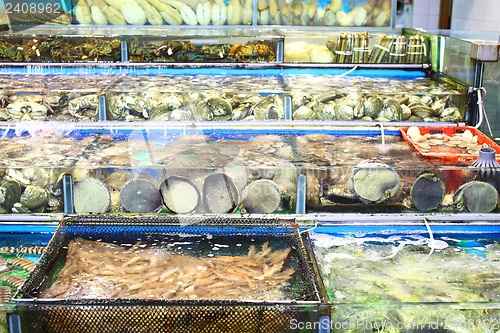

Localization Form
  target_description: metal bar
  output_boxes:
[470,61,484,126]
[0,216,60,223]
[0,223,58,233]
[0,62,430,71]
[296,212,500,224]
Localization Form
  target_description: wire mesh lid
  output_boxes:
[17,215,322,305]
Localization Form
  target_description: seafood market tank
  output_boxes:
[0,21,497,333]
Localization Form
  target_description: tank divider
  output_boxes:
[63,174,74,214]
[284,95,292,120]
[98,95,107,121]
[121,41,128,62]
[295,174,306,214]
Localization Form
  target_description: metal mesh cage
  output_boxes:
[16,215,322,333]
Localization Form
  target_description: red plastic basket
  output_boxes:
[400,126,500,164]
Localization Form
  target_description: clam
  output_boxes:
[252,95,284,120]
[169,108,194,121]
[292,93,308,109]
[20,185,48,210]
[353,100,364,119]
[410,103,436,119]
[431,96,450,112]
[315,103,336,120]
[232,104,251,120]
[207,97,232,116]
[346,93,364,108]
[420,95,433,106]
[196,101,213,121]
[363,96,383,118]
[401,104,411,120]
[148,105,171,121]
[0,180,21,212]
[407,115,423,122]
[318,92,342,104]
[335,102,354,121]
[107,95,128,120]
[440,106,461,122]
[159,94,183,110]
[293,106,317,120]
[379,99,402,121]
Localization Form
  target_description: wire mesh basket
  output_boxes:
[15,215,323,333]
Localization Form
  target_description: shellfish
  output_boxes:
[19,185,49,210]
[68,94,100,120]
[251,95,284,120]
[6,101,47,121]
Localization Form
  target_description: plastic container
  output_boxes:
[400,126,500,164]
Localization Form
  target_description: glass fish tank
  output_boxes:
[310,224,500,333]
[296,127,500,214]
[0,35,122,62]
[287,71,468,123]
[104,70,287,121]
[0,126,300,215]
[0,67,471,124]
[125,29,280,63]
[1,124,500,215]
[284,30,427,64]
[0,73,117,121]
